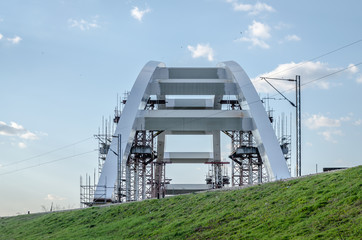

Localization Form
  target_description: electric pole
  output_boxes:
[261,76,301,177]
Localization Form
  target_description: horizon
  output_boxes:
[1,0,362,216]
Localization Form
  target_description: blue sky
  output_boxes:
[1,0,361,216]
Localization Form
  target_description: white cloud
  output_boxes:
[318,130,343,143]
[240,37,270,49]
[249,20,271,39]
[274,22,290,30]
[0,33,3,40]
[131,6,151,22]
[304,114,356,142]
[346,64,361,83]
[187,43,214,61]
[20,132,39,140]
[7,36,22,44]
[227,1,275,15]
[285,34,301,42]
[236,21,271,49]
[68,17,99,31]
[354,119,362,126]
[18,142,27,149]
[252,61,344,93]
[356,75,362,83]
[0,121,40,140]
[348,63,359,74]
[340,116,351,122]
[45,194,66,201]
[304,114,341,129]
[10,121,23,130]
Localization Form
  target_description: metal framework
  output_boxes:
[80,173,108,207]
[220,101,266,186]
[94,117,114,177]
[261,76,301,177]
[117,101,169,202]
[296,75,302,177]
[91,61,291,204]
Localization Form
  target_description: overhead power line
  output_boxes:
[276,61,362,96]
[302,61,362,87]
[2,41,360,177]
[266,38,362,78]
[0,150,97,176]
[244,61,362,108]
[112,60,362,146]
[225,38,362,95]
[1,137,93,168]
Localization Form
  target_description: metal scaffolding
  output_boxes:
[223,130,266,186]
[116,99,169,202]
[205,162,230,188]
[83,61,292,207]
[94,117,114,177]
[80,172,109,207]
[122,130,156,202]
[221,100,266,186]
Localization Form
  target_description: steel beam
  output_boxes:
[136,110,255,131]
[95,61,291,202]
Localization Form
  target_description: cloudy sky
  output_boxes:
[1,0,361,216]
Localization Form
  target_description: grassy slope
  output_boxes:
[0,166,361,240]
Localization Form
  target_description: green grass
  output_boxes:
[1,166,361,239]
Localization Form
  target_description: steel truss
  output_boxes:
[94,61,292,204]
[117,130,154,202]
[222,102,268,186]
[117,129,170,202]
[224,130,266,186]
[80,173,109,207]
[206,162,230,189]
[116,101,169,202]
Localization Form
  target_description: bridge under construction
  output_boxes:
[80,61,291,206]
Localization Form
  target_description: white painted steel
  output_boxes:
[95,61,165,199]
[135,110,255,131]
[139,109,250,118]
[166,98,214,108]
[220,61,291,180]
[95,60,290,201]
[163,152,213,163]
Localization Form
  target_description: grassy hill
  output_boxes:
[0,166,361,239]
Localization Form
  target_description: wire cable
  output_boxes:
[0,150,97,176]
[265,38,362,78]
[1,136,93,168]
[112,61,362,149]
[302,61,362,87]
[274,61,362,97]
[252,61,362,107]
[3,42,360,176]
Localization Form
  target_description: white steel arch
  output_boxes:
[94,61,291,201]
[95,61,165,200]
[220,61,290,180]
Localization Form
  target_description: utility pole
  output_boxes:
[116,134,122,202]
[295,75,301,177]
[261,76,302,177]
